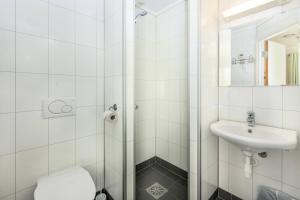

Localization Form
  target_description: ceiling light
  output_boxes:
[223,0,290,21]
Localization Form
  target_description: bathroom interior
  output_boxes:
[1,0,300,200]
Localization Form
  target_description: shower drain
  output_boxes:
[146,182,168,199]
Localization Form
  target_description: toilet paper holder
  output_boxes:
[109,104,118,111]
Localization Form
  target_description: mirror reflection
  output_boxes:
[219,1,300,86]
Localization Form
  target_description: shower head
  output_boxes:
[135,10,148,23]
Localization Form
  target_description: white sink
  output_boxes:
[210,120,298,150]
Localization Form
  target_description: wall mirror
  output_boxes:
[219,0,300,86]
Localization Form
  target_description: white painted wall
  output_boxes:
[268,41,287,85]
[0,0,105,199]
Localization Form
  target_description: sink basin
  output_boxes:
[210,120,298,150]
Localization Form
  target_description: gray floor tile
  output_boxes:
[136,164,188,200]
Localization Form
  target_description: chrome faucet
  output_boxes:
[247,111,255,127]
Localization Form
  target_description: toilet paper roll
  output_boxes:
[103,110,118,122]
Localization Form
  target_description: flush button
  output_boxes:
[43,98,76,119]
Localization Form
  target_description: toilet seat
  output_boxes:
[34,167,96,200]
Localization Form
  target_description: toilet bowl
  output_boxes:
[34,167,96,200]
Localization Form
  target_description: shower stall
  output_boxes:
[134,1,189,199]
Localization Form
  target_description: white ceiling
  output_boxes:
[136,0,181,13]
[271,25,300,49]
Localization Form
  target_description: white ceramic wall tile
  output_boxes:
[16,147,48,191]
[219,161,229,191]
[49,141,75,172]
[105,14,122,46]
[76,14,97,47]
[253,150,282,181]
[219,87,230,106]
[229,106,251,122]
[16,186,35,200]
[49,0,75,10]
[97,51,105,77]
[97,21,105,49]
[219,138,229,162]
[201,136,218,168]
[228,143,244,168]
[283,110,300,149]
[76,76,97,106]
[0,30,15,72]
[253,87,282,110]
[76,106,97,138]
[97,106,104,134]
[16,111,48,151]
[16,73,48,111]
[283,86,300,112]
[180,147,188,170]
[76,45,97,76]
[0,0,15,31]
[283,150,300,188]
[254,108,283,127]
[0,154,15,198]
[97,0,104,21]
[169,143,181,167]
[1,195,15,200]
[157,120,169,140]
[229,165,252,200]
[49,116,75,144]
[49,75,75,97]
[168,123,181,145]
[0,113,15,156]
[97,78,105,106]
[228,87,252,107]
[283,184,300,199]
[16,0,48,37]
[0,0,105,199]
[0,72,15,113]
[16,33,48,73]
[156,140,169,161]
[49,5,75,43]
[49,40,75,75]
[76,135,97,166]
[75,0,97,17]
[105,44,122,76]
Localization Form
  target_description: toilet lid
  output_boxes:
[34,167,96,200]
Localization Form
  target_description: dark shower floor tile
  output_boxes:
[136,164,188,200]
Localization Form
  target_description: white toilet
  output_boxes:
[34,167,96,200]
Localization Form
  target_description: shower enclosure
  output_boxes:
[134,1,189,199]
[104,0,219,199]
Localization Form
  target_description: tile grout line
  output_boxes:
[74,0,78,169]
[47,0,50,176]
[14,0,17,198]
